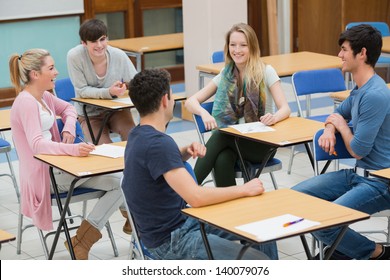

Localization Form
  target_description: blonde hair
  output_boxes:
[224,23,265,89]
[9,48,50,93]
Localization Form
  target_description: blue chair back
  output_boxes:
[54,78,75,103]
[193,102,214,135]
[313,129,352,161]
[313,128,354,176]
[292,68,346,120]
[211,51,224,63]
[292,68,346,97]
[346,22,390,36]
[183,161,198,184]
[56,119,84,143]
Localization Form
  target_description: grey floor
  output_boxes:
[0,81,388,260]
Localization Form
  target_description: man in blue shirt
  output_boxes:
[122,68,277,260]
[293,24,390,260]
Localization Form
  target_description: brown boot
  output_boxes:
[120,209,132,235]
[64,220,102,260]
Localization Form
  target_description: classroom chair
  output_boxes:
[54,77,121,142]
[16,120,118,259]
[192,102,282,189]
[288,68,346,175]
[0,132,20,202]
[211,50,224,63]
[346,22,390,83]
[54,77,75,103]
[311,128,390,259]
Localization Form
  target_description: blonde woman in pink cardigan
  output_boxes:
[9,49,124,259]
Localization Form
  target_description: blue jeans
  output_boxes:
[148,217,278,260]
[292,169,390,259]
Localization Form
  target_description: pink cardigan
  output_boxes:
[11,91,81,230]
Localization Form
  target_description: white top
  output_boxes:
[37,99,55,140]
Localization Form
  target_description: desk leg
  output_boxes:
[82,104,96,145]
[198,73,204,90]
[323,226,348,260]
[299,234,314,260]
[236,242,252,260]
[48,167,79,260]
[199,222,214,260]
[304,142,315,169]
[82,104,115,145]
[234,137,277,182]
[136,54,142,72]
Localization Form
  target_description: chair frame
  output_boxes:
[17,188,119,259]
[192,102,281,189]
[0,133,20,202]
[288,68,347,175]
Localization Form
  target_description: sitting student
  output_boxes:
[185,23,290,187]
[292,24,390,259]
[121,68,278,260]
[67,18,137,145]
[9,49,125,259]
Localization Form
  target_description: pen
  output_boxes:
[283,218,304,227]
[76,134,89,145]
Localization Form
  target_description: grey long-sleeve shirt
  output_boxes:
[67,44,137,116]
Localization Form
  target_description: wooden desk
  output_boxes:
[220,117,324,180]
[34,141,126,259]
[330,83,390,106]
[108,33,183,72]
[0,109,11,132]
[196,51,341,88]
[182,188,369,260]
[382,36,390,53]
[0,229,15,251]
[72,94,186,144]
[370,168,390,181]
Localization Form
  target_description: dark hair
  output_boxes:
[79,19,107,42]
[129,69,171,116]
[338,24,382,68]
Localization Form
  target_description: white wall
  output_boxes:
[182,0,247,97]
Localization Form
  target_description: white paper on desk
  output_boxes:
[111,97,133,105]
[229,122,275,134]
[90,144,125,158]
[236,214,320,241]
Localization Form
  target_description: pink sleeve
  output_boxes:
[18,94,80,156]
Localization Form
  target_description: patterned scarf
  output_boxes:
[212,62,266,128]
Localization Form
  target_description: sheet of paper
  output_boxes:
[229,121,275,134]
[111,97,133,105]
[235,214,320,241]
[90,144,125,158]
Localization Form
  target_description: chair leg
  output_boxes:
[4,151,20,203]
[37,228,50,259]
[386,216,390,243]
[105,221,119,257]
[269,172,278,190]
[16,205,23,254]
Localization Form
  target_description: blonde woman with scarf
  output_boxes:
[185,23,290,187]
